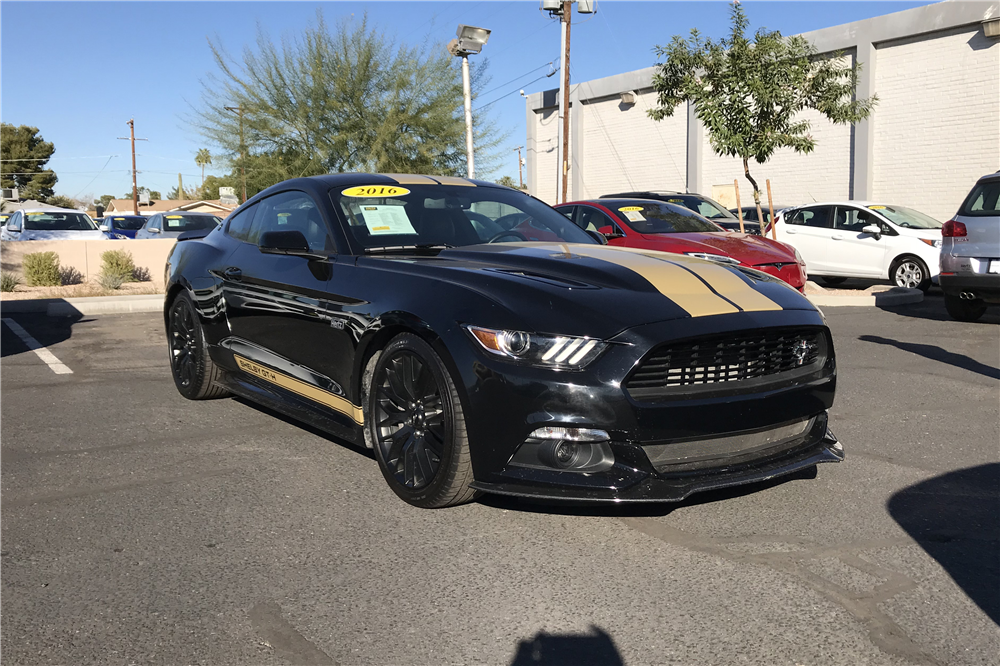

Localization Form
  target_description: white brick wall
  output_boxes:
[531,108,560,204]
[578,90,687,199]
[872,27,1000,221]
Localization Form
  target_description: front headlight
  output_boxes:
[464,325,607,369]
[684,252,741,265]
[791,247,804,263]
[114,232,129,240]
[919,238,942,249]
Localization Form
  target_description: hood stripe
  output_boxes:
[569,245,782,317]
[571,247,739,318]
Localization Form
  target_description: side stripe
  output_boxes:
[234,355,364,424]
[571,247,739,318]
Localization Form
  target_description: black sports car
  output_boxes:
[164,173,843,508]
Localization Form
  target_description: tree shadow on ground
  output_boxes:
[510,626,624,666]
[859,334,1000,380]
[0,311,85,358]
[478,465,819,518]
[887,463,1000,626]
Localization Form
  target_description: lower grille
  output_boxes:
[626,328,827,400]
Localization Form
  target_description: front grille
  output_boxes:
[626,328,826,400]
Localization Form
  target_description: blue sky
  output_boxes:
[1,1,935,202]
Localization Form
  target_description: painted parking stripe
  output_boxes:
[2,318,73,374]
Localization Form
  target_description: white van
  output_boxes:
[771,202,941,291]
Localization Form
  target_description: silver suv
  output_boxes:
[940,172,1000,322]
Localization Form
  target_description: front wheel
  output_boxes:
[368,334,477,508]
[944,293,987,322]
[891,257,931,292]
[167,291,230,400]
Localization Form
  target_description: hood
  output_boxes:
[638,232,798,266]
[19,230,106,241]
[892,226,941,239]
[366,243,816,339]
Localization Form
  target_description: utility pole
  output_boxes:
[224,105,246,203]
[178,173,184,200]
[560,0,571,204]
[514,146,525,189]
[118,119,147,215]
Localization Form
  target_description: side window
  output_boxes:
[789,207,833,228]
[225,204,258,243]
[558,206,576,223]
[835,207,869,232]
[8,212,22,231]
[577,206,619,233]
[249,191,332,253]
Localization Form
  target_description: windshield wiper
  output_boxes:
[364,243,455,254]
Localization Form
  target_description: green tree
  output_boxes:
[192,11,504,198]
[195,149,212,187]
[0,123,58,201]
[648,3,876,220]
[495,175,518,189]
[46,195,77,209]
[198,174,235,200]
[95,194,115,209]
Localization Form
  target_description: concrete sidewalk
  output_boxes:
[1,294,165,317]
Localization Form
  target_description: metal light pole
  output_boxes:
[447,25,491,180]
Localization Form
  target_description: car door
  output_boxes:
[2,211,23,240]
[825,206,887,277]
[220,190,361,429]
[776,206,836,273]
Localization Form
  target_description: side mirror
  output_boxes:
[586,229,609,245]
[259,230,327,259]
[862,224,882,239]
[99,224,110,232]
[149,227,161,234]
[597,225,624,240]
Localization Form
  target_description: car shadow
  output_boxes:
[887,463,1000,626]
[510,626,624,666]
[478,465,819,517]
[0,308,85,358]
[878,293,1000,324]
[858,334,1000,380]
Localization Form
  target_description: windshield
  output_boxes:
[162,214,222,232]
[109,216,146,230]
[609,202,723,234]
[868,205,941,229]
[23,212,97,231]
[658,195,737,220]
[333,183,596,250]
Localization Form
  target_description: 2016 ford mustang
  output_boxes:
[164,173,843,508]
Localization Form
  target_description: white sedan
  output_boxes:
[0,208,106,241]
[770,202,942,291]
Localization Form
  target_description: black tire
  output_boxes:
[944,293,987,323]
[890,256,931,292]
[167,291,230,400]
[368,333,477,508]
[818,276,847,287]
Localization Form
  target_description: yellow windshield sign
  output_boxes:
[166,215,183,219]
[342,185,410,198]
[618,206,643,212]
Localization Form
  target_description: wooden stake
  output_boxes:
[766,179,777,240]
[733,179,745,234]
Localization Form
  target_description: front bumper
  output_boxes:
[453,308,839,504]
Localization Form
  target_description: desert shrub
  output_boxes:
[97,271,124,290]
[132,266,151,282]
[0,271,21,292]
[22,252,61,286]
[59,266,84,285]
[100,249,136,282]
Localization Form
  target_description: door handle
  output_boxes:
[785,228,797,234]
[831,234,843,240]
[223,267,242,280]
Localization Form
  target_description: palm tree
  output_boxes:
[195,149,212,189]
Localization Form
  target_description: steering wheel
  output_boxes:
[487,229,528,243]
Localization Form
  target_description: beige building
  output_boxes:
[101,199,236,217]
[525,1,1000,222]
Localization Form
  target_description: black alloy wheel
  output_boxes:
[168,292,229,400]
[369,334,476,508]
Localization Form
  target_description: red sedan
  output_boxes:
[555,199,808,291]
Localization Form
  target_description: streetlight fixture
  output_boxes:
[448,24,491,179]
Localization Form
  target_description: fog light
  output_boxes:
[508,428,615,473]
[539,440,583,469]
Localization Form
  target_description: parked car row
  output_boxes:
[0,208,223,242]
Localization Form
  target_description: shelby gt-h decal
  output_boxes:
[164,173,842,508]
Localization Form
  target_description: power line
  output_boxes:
[72,155,116,199]
[478,60,556,98]
[0,155,119,162]
[476,69,559,111]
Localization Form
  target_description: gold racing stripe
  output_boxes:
[234,355,364,424]
[673,257,783,313]
[385,174,439,185]
[571,246,739,317]
[429,175,475,187]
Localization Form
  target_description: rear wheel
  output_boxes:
[891,256,931,291]
[167,291,229,400]
[944,293,987,322]
[368,334,477,508]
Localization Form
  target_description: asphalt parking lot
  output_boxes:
[2,295,998,666]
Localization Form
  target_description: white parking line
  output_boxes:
[2,318,73,374]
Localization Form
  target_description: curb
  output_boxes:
[2,294,165,317]
[806,287,924,307]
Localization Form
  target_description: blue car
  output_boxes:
[98,215,147,239]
